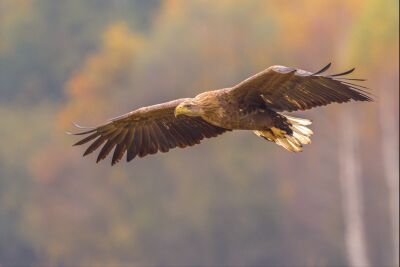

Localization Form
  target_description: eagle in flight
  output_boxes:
[71,63,372,165]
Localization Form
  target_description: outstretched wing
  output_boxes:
[70,98,228,165]
[229,63,373,112]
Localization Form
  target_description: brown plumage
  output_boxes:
[70,63,372,165]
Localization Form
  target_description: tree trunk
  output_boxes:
[339,109,370,267]
[378,78,399,267]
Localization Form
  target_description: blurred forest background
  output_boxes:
[0,0,398,266]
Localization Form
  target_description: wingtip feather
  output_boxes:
[312,63,332,76]
[330,67,356,77]
[72,122,95,129]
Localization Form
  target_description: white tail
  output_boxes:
[254,115,313,152]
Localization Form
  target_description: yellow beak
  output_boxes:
[174,105,188,117]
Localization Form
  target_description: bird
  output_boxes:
[70,63,372,165]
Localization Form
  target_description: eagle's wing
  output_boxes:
[229,63,373,112]
[70,98,228,165]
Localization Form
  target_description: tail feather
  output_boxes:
[284,115,312,126]
[254,115,313,152]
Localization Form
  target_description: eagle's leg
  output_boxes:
[254,114,313,152]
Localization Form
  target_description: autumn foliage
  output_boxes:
[0,0,398,266]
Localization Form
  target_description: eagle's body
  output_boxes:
[71,63,372,165]
[191,89,275,130]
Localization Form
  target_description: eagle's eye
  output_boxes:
[185,103,193,108]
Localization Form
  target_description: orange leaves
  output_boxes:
[58,22,145,129]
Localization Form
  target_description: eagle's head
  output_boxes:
[174,99,203,117]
